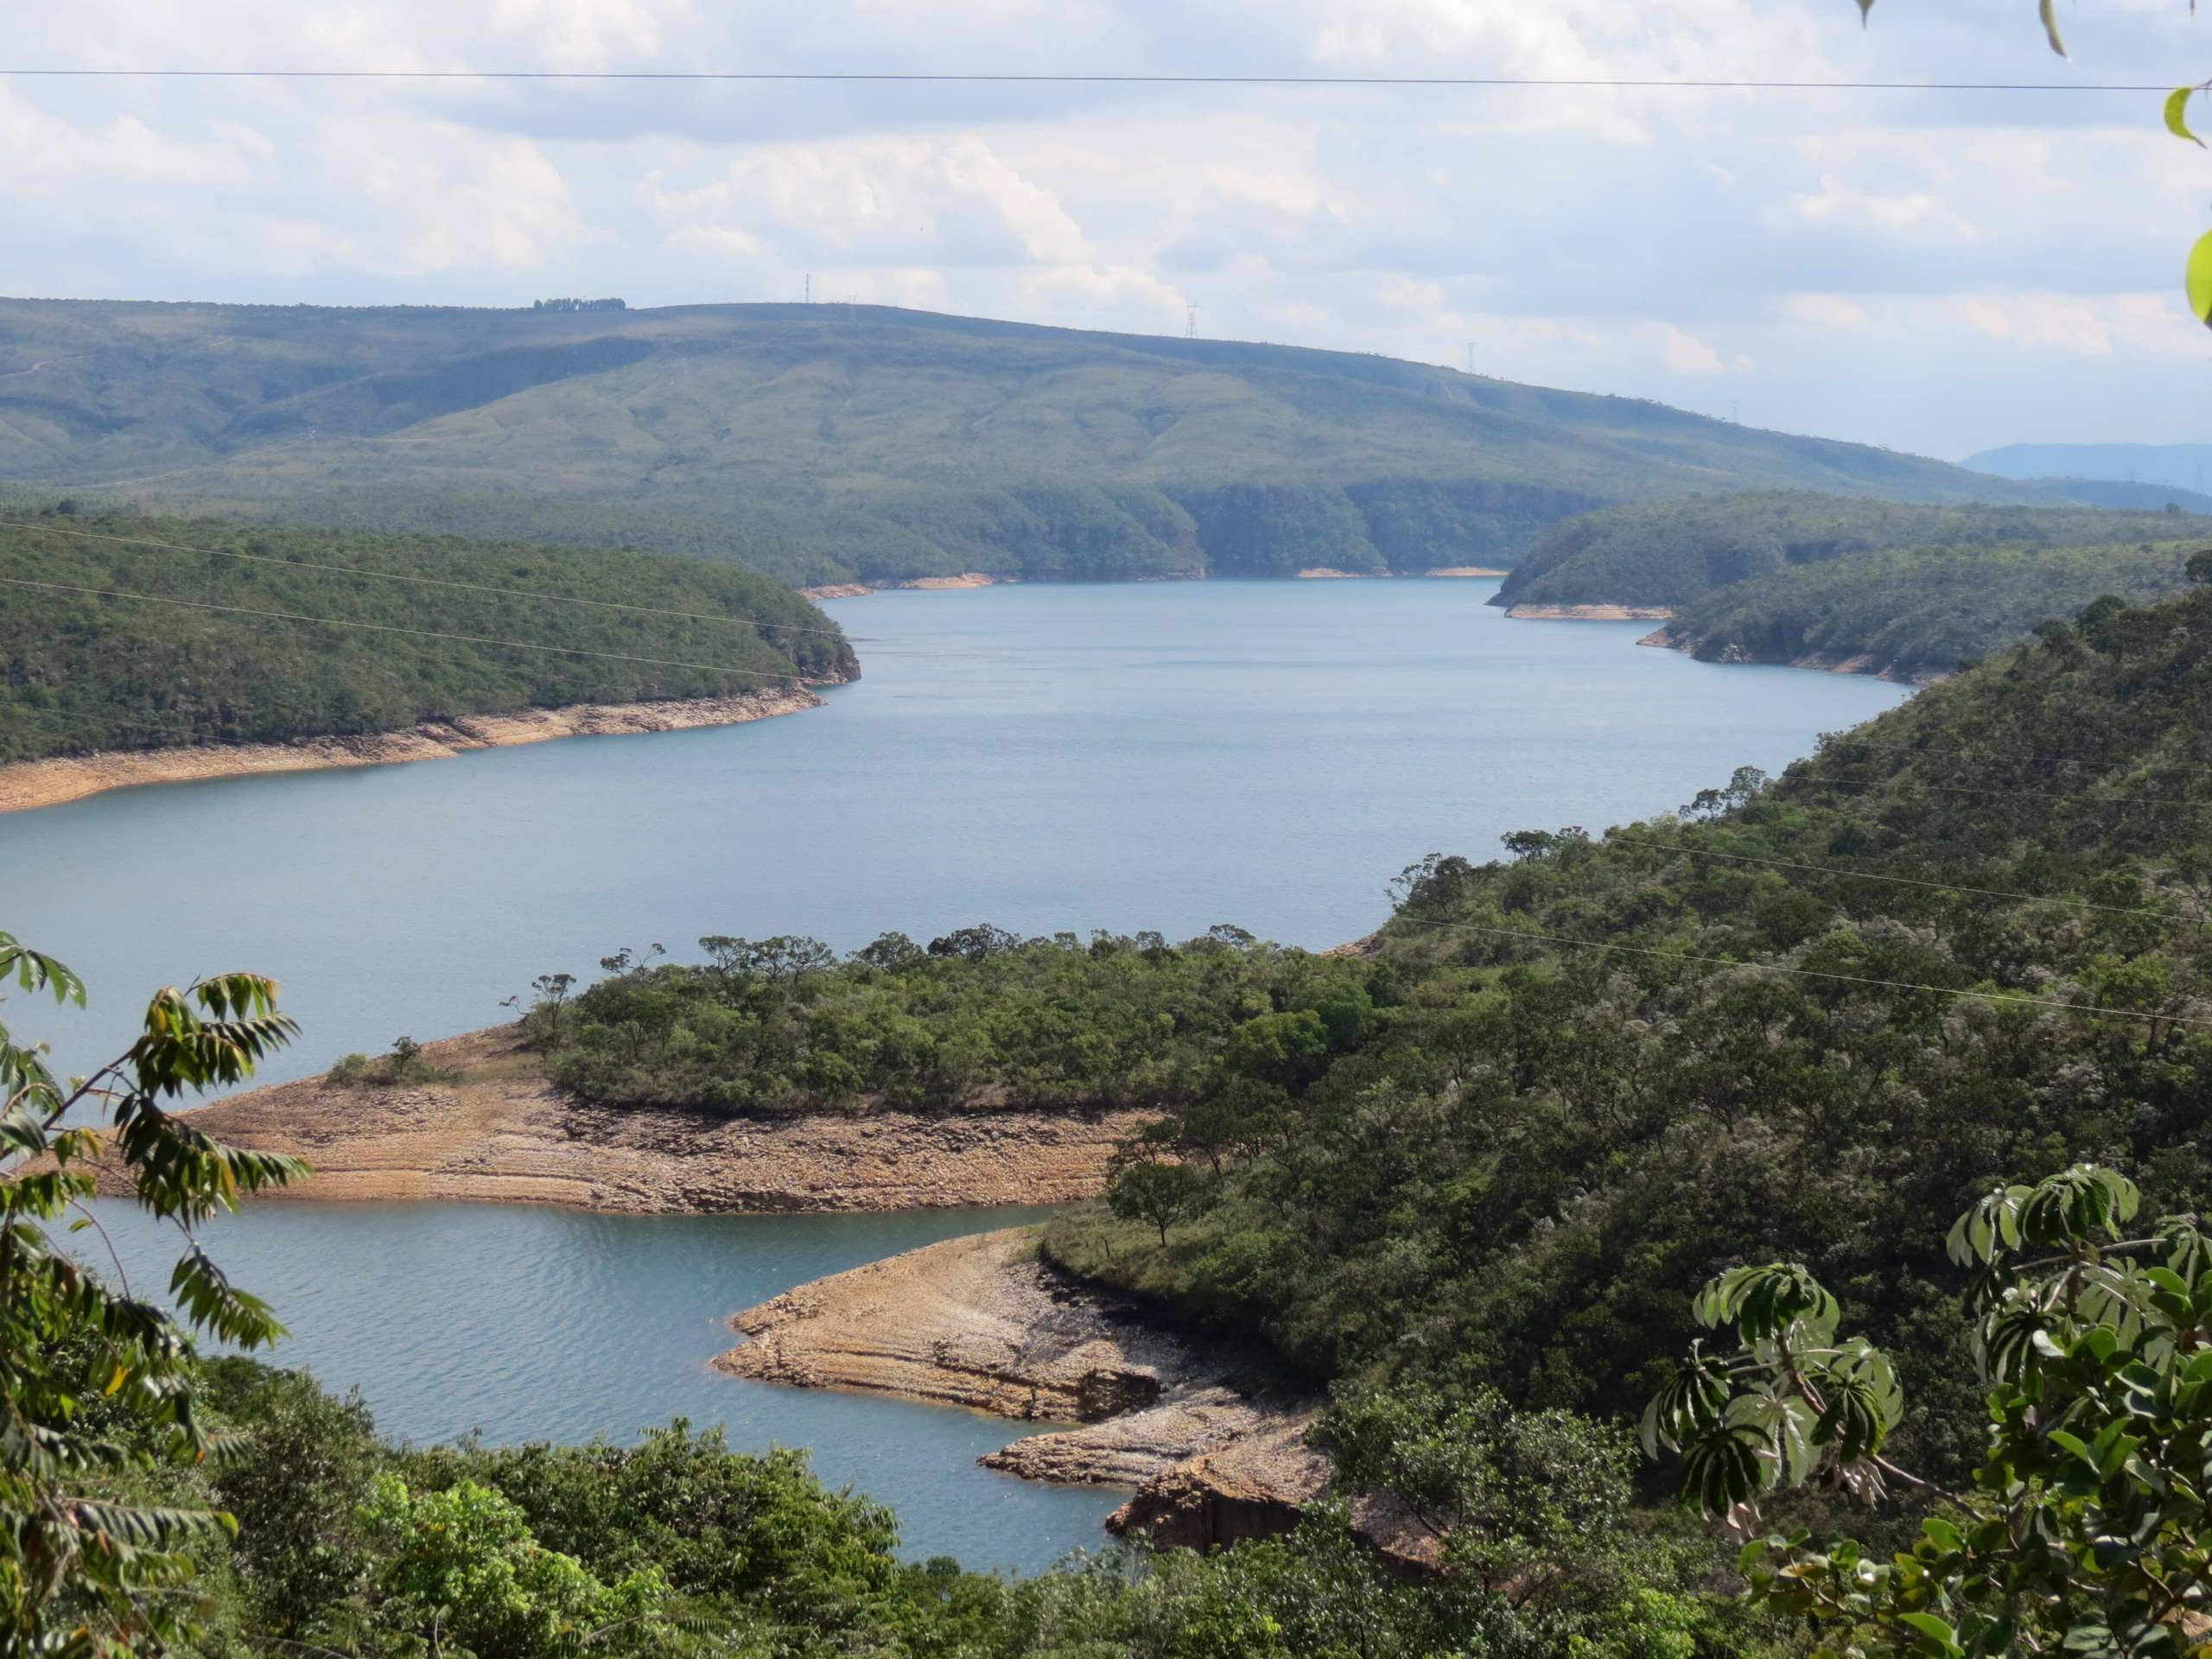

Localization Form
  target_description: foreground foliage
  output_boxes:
[1650,1165,2212,1659]
[0,932,306,1653]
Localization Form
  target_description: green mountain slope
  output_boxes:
[0,299,2055,583]
[0,505,851,762]
[1495,490,2212,610]
[1649,537,2205,680]
[531,571,2212,1480]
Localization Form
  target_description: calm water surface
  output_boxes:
[86,1199,1122,1574]
[9,579,1910,1079]
[23,579,1914,1569]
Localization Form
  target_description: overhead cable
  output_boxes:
[0,68,2179,91]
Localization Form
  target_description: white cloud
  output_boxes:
[1662,325,1728,374]
[0,0,2209,451]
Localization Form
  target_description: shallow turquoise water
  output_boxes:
[19,577,1914,1569]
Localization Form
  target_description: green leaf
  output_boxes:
[2189,229,2212,329]
[2169,86,2205,147]
[2037,0,2067,57]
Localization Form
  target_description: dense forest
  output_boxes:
[0,298,2058,588]
[1495,491,2212,610]
[539,570,2212,1497]
[0,504,851,762]
[1649,536,2204,680]
[223,475,1611,586]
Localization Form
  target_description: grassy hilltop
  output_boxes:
[0,299,2056,584]
[0,503,850,762]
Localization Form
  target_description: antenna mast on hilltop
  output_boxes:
[1465,344,1474,375]
[1185,304,1197,339]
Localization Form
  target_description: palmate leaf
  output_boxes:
[1642,1343,1732,1454]
[1695,1262,1840,1344]
[1677,1421,1770,1516]
[1812,1343,1903,1461]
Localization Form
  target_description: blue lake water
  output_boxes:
[16,577,1913,1570]
[7,578,1908,1082]
[84,1198,1118,1575]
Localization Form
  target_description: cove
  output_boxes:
[84,1198,1126,1576]
[3,578,1910,1083]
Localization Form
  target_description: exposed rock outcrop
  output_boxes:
[77,1026,1151,1213]
[715,1228,1440,1564]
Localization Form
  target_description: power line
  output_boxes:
[0,68,2180,91]
[1387,913,2211,1028]
[0,518,861,639]
[0,576,809,678]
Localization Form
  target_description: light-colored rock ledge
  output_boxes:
[0,686,826,814]
[715,1228,1436,1562]
[1504,602,1675,620]
[76,1026,1154,1214]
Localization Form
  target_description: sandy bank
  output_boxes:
[1426,566,1509,577]
[83,1025,1151,1214]
[0,686,826,815]
[1504,602,1675,621]
[717,1229,1434,1560]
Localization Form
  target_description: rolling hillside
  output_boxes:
[0,299,2055,584]
[0,504,851,762]
[1493,491,2212,611]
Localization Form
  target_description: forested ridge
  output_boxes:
[0,298,2054,588]
[1496,492,2212,611]
[1650,537,2205,680]
[0,505,852,762]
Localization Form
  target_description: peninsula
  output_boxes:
[83,1024,1151,1213]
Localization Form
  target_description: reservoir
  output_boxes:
[6,578,1910,1080]
[22,578,1912,1568]
[86,1198,1123,1575]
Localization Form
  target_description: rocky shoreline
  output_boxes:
[88,1025,1152,1213]
[716,1228,1435,1561]
[1635,625,1952,683]
[1503,601,1675,620]
[0,685,830,814]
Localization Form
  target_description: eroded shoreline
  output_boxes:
[0,685,830,815]
[716,1227,1434,1560]
[91,1025,1153,1214]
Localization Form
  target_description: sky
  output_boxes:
[0,0,2208,462]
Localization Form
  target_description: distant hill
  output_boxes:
[1963,442,2212,493]
[2020,477,2212,514]
[1646,537,2203,682]
[1493,491,2212,611]
[0,503,850,762]
[0,299,2055,585]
